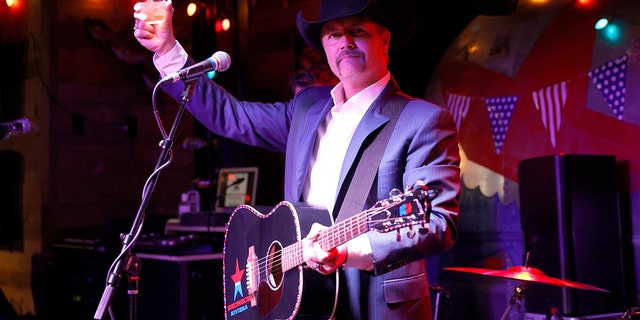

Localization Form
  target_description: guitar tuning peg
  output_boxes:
[413,180,426,189]
[396,229,401,241]
[389,188,402,197]
[407,224,416,238]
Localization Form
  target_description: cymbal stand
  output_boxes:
[545,301,564,320]
[500,283,526,320]
[499,251,530,320]
[430,285,450,320]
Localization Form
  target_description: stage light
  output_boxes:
[576,0,592,6]
[6,0,15,7]
[594,17,609,30]
[187,2,198,16]
[575,0,600,9]
[604,23,621,42]
[215,18,230,32]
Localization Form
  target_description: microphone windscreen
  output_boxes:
[212,51,232,72]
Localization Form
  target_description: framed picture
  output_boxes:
[215,167,258,212]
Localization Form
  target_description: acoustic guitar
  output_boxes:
[222,182,439,320]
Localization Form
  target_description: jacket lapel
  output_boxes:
[334,79,402,204]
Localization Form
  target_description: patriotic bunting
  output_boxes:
[588,55,627,120]
[486,95,519,154]
[532,81,568,147]
[446,93,471,131]
[446,55,629,154]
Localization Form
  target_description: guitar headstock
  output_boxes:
[366,181,442,233]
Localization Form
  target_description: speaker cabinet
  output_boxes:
[136,253,224,320]
[518,154,625,316]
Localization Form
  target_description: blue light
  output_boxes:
[604,23,622,42]
[594,17,608,30]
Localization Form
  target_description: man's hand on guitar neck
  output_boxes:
[302,223,349,275]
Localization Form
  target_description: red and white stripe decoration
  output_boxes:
[446,93,471,131]
[531,81,568,147]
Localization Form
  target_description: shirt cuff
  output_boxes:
[152,41,189,78]
[344,234,374,271]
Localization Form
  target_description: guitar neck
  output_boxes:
[280,188,430,273]
[282,212,367,272]
[317,212,369,251]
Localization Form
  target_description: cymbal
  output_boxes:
[443,266,609,292]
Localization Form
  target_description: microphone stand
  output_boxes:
[93,81,196,320]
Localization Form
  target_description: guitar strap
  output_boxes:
[334,92,411,223]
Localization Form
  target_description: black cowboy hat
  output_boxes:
[296,0,417,52]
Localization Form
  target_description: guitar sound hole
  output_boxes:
[266,242,283,289]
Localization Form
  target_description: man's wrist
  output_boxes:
[156,39,178,57]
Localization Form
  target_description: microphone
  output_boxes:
[160,51,231,84]
[1,118,37,141]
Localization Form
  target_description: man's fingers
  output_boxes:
[134,12,147,21]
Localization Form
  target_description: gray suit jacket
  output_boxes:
[162,72,461,319]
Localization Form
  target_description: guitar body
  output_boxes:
[223,202,338,320]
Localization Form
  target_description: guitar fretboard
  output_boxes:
[281,211,368,272]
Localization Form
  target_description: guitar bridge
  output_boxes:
[246,246,258,307]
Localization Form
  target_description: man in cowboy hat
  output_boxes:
[133,0,460,318]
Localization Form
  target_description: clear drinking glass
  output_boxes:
[138,0,167,25]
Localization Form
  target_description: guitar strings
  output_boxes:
[250,211,371,276]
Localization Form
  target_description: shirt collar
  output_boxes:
[330,72,391,113]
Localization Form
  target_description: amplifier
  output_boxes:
[134,232,223,255]
[136,253,224,320]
